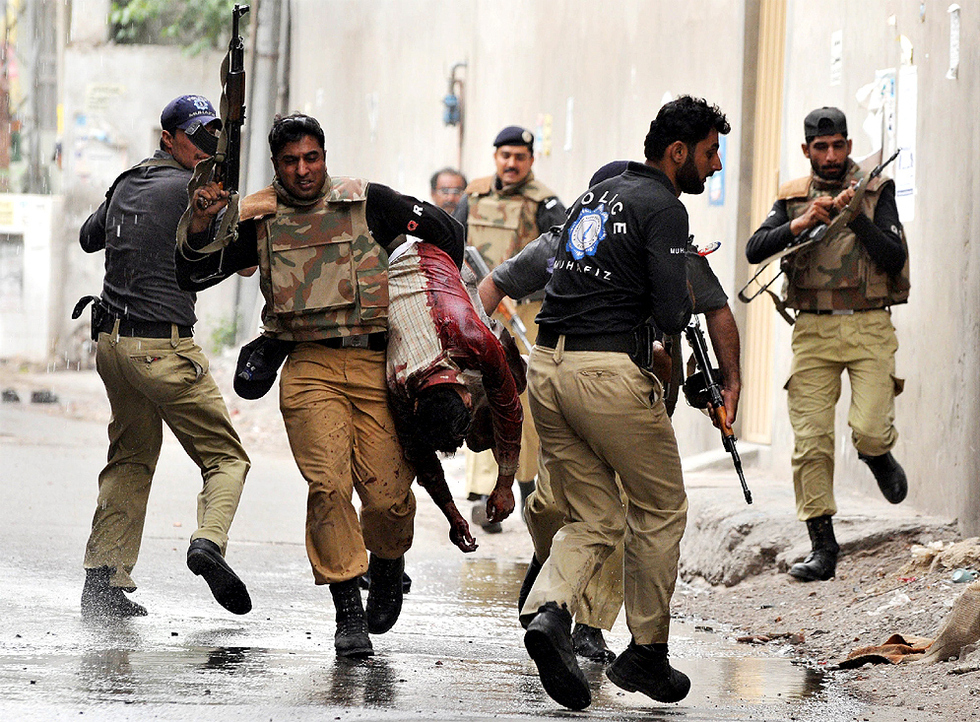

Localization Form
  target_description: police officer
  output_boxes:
[518,96,730,710]
[179,114,464,659]
[455,125,565,531]
[745,107,909,582]
[79,95,252,620]
[480,161,741,665]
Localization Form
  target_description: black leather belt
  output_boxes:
[314,332,387,351]
[102,317,193,338]
[536,327,634,353]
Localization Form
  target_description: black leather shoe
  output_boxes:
[365,554,404,634]
[524,602,591,710]
[81,567,148,620]
[607,641,690,703]
[788,515,840,582]
[572,623,616,663]
[330,579,373,658]
[186,538,252,615]
[858,451,908,504]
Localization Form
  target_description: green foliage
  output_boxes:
[209,314,239,355]
[109,0,249,55]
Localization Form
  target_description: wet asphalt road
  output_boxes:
[0,399,931,722]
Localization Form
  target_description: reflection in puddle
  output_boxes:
[316,656,397,708]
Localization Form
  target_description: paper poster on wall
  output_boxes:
[708,135,726,206]
[856,69,896,154]
[895,65,917,221]
[947,4,961,80]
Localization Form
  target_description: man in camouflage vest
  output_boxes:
[453,125,566,531]
[746,107,910,583]
[177,114,465,658]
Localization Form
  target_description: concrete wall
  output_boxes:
[770,1,979,533]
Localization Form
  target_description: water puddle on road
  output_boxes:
[0,556,882,722]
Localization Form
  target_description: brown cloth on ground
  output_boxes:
[838,633,933,668]
[921,580,980,664]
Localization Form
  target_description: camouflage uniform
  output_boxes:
[462,172,564,497]
[774,161,909,521]
[240,179,410,584]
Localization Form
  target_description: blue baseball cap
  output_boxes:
[161,95,220,133]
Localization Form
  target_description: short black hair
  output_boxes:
[430,167,466,192]
[415,386,471,453]
[269,113,325,158]
[644,96,730,162]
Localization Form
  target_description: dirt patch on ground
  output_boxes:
[673,533,980,718]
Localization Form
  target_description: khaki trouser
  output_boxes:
[524,462,624,631]
[280,343,416,585]
[465,301,541,494]
[521,342,688,645]
[84,329,250,590]
[786,309,903,521]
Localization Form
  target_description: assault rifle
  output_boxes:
[738,148,901,307]
[214,4,249,195]
[463,245,532,353]
[683,315,752,504]
[177,4,250,264]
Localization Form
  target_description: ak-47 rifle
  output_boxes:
[683,315,752,504]
[213,4,249,196]
[738,148,901,309]
[463,245,533,353]
[177,4,249,263]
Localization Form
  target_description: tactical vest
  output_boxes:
[780,166,910,311]
[245,177,389,342]
[465,172,556,268]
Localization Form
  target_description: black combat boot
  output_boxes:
[572,623,616,663]
[524,602,591,710]
[788,515,840,582]
[329,578,373,658]
[518,555,543,622]
[365,553,404,634]
[606,640,691,703]
[81,567,148,620]
[858,451,908,504]
[186,538,252,615]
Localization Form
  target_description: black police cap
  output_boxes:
[493,125,534,150]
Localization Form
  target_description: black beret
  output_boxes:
[493,125,534,149]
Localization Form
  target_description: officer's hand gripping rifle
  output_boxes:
[738,148,901,307]
[463,245,532,353]
[683,315,752,504]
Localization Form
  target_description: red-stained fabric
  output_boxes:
[387,242,523,476]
